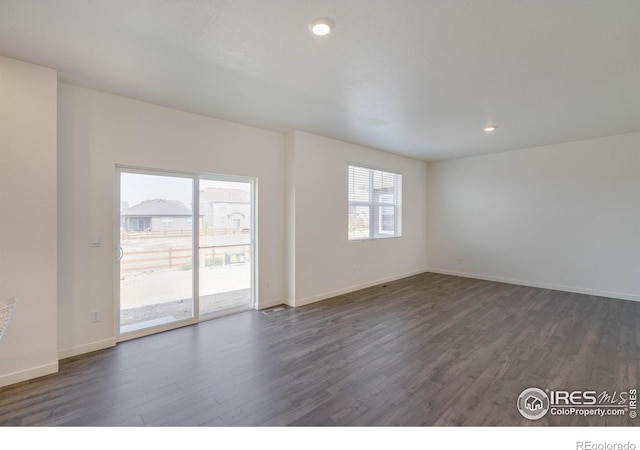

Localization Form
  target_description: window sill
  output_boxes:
[348,235,402,243]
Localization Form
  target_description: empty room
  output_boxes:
[0,0,639,445]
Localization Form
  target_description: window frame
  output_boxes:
[348,163,402,241]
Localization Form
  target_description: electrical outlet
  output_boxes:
[91,310,101,323]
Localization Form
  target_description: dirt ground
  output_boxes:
[120,288,251,326]
[119,263,251,329]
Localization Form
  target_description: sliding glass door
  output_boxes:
[116,168,254,338]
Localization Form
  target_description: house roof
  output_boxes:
[121,199,192,217]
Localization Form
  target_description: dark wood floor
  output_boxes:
[1,273,638,426]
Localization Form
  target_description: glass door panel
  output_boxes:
[118,171,194,334]
[198,178,253,315]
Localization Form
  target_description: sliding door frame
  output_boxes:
[115,165,256,342]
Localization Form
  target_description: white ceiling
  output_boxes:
[0,0,638,161]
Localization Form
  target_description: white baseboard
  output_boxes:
[256,297,285,310]
[427,268,640,302]
[58,337,116,360]
[0,361,59,388]
[294,269,429,307]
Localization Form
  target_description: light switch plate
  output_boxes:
[90,235,101,247]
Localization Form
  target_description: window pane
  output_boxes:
[199,178,252,315]
[379,206,395,234]
[349,166,370,202]
[119,172,194,334]
[348,205,370,240]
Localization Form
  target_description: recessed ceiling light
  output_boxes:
[484,126,497,132]
[309,18,334,36]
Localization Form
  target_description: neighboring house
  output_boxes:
[121,199,196,232]
[200,188,250,233]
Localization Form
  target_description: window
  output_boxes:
[161,217,174,227]
[348,164,402,240]
[131,219,146,231]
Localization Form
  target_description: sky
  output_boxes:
[120,172,250,207]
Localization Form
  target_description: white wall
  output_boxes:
[427,132,640,301]
[286,131,428,306]
[57,84,285,357]
[0,56,58,387]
